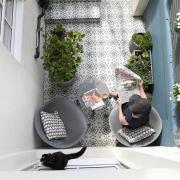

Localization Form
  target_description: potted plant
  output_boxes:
[125,50,153,94]
[42,24,85,86]
[172,84,180,102]
[129,31,153,53]
[175,11,180,33]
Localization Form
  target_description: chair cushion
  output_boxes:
[118,126,155,143]
[40,111,67,140]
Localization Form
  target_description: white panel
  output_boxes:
[133,0,150,16]
[12,0,24,62]
[3,20,12,50]
[5,0,14,25]
[0,4,2,34]
[0,0,43,156]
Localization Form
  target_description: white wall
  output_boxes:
[132,0,150,16]
[0,0,44,155]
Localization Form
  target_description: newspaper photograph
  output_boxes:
[115,66,141,103]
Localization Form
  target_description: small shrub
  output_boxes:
[132,32,153,50]
[175,11,180,30]
[172,84,180,102]
[42,24,85,84]
[125,51,152,90]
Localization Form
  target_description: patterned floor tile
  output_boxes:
[44,0,145,147]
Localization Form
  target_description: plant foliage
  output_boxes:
[125,51,152,90]
[172,84,180,102]
[175,11,180,30]
[42,24,85,84]
[132,32,153,50]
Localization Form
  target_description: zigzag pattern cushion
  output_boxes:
[40,111,67,140]
[118,126,155,144]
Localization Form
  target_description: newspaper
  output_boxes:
[82,88,105,110]
[115,66,141,103]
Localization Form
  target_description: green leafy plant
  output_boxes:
[42,24,85,84]
[172,84,180,102]
[175,11,180,30]
[132,32,153,50]
[125,51,152,90]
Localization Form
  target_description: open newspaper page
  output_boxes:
[115,66,141,103]
[82,88,105,110]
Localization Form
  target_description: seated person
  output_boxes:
[110,81,151,129]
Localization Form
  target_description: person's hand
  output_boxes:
[109,89,118,97]
[138,80,144,87]
[91,93,102,102]
[120,116,128,126]
[117,98,122,106]
[138,80,147,99]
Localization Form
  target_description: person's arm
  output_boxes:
[117,99,128,126]
[139,80,147,99]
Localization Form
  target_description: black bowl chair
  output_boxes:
[109,107,162,147]
[34,97,87,148]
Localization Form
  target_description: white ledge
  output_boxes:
[133,0,150,16]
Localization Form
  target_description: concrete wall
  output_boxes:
[133,0,150,16]
[144,0,176,146]
[0,0,44,155]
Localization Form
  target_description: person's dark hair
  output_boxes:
[128,94,151,115]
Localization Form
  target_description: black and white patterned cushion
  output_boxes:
[40,111,67,140]
[118,126,155,144]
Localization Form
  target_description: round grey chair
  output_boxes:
[109,107,162,147]
[34,97,87,148]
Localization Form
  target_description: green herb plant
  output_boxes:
[125,51,152,91]
[132,32,153,51]
[172,84,180,102]
[42,24,85,84]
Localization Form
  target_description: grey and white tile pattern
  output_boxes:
[44,0,145,147]
[45,1,100,20]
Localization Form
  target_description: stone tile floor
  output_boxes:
[44,0,145,146]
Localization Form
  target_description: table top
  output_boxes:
[78,79,109,110]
